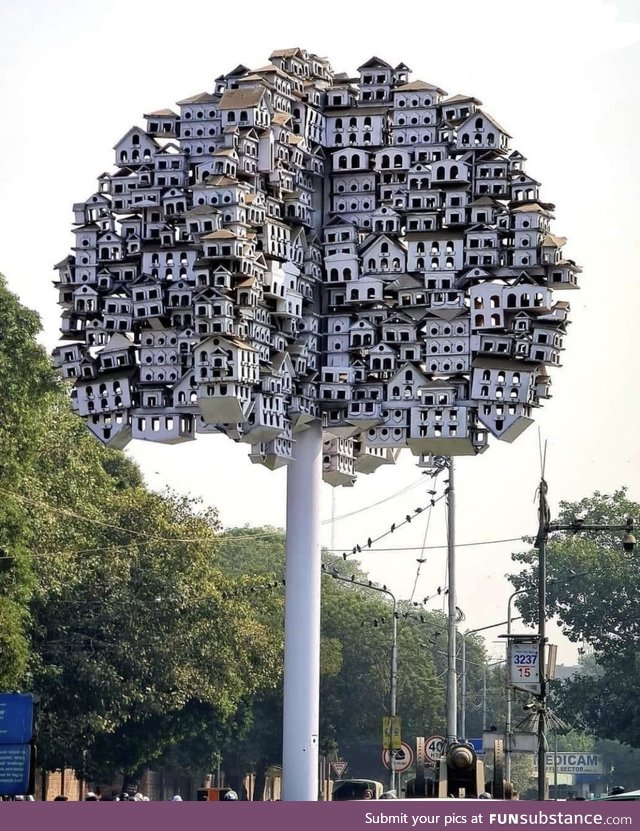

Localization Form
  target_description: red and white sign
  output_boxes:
[382,741,414,772]
[331,760,348,778]
[424,735,445,765]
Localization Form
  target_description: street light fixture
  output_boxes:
[460,619,520,740]
[322,565,398,791]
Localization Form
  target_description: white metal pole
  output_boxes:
[446,457,457,744]
[331,486,336,554]
[282,421,323,801]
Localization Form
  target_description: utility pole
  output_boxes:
[446,458,457,745]
[533,496,636,801]
[535,477,550,801]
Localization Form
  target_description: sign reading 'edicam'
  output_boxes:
[545,753,603,774]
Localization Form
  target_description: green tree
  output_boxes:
[214,526,286,795]
[0,276,62,687]
[30,490,282,778]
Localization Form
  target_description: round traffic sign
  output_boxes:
[382,741,414,772]
[424,735,445,764]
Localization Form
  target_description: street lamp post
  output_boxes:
[460,619,519,740]
[505,589,528,784]
[324,567,398,791]
[483,659,506,732]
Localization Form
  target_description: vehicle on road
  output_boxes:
[594,789,640,801]
[332,779,384,800]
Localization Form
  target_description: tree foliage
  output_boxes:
[0,275,59,687]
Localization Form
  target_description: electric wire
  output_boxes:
[324,536,527,554]
[406,469,441,606]
[0,475,429,556]
[342,492,446,560]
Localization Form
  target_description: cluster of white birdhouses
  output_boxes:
[54,48,579,484]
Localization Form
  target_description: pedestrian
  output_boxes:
[53,795,68,801]
[170,794,183,801]
[85,792,99,801]
[362,788,373,800]
[222,790,238,800]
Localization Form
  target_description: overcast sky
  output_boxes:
[2,0,639,667]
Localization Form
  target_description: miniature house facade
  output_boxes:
[55,48,578,481]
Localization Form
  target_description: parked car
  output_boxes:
[595,789,640,801]
[332,779,384,800]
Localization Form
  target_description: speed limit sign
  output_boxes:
[424,735,445,765]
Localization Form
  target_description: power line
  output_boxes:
[324,536,527,554]
[0,484,529,561]
[326,477,426,524]
[0,476,430,555]
[406,469,444,609]
[342,493,446,560]
[0,486,219,544]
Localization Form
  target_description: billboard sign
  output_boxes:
[508,638,541,695]
[546,753,603,775]
[0,694,34,744]
[0,744,31,795]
